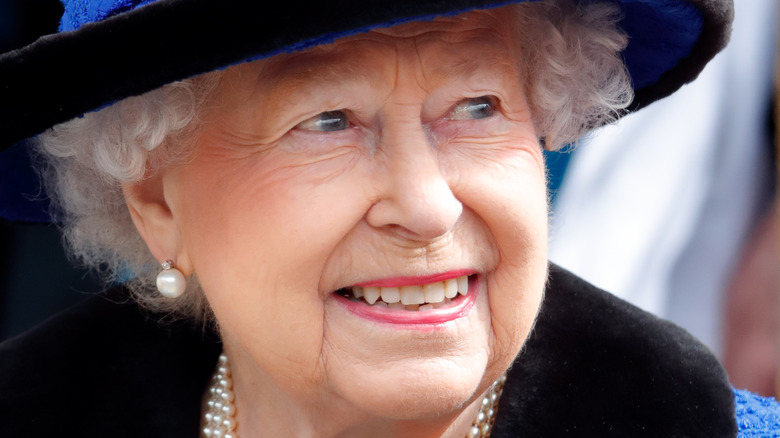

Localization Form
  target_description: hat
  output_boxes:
[0,0,734,222]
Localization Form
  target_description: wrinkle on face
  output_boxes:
[163,6,548,435]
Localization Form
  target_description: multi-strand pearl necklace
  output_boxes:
[467,374,506,438]
[202,354,237,438]
[202,354,505,438]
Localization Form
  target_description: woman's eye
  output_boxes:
[296,110,350,132]
[448,96,497,121]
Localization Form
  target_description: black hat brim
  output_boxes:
[0,0,733,152]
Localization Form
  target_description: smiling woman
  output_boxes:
[0,0,763,437]
[114,13,549,434]
[37,2,628,323]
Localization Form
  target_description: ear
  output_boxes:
[122,173,193,276]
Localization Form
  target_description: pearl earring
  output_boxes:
[156,259,187,298]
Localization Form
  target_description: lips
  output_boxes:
[333,273,478,325]
[336,274,471,311]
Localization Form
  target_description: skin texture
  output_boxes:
[124,7,549,438]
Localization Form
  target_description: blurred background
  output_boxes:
[1,0,778,397]
[547,0,779,396]
[0,0,101,341]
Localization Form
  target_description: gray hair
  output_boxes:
[34,0,632,319]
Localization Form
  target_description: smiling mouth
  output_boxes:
[335,274,472,311]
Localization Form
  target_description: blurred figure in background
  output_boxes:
[548,0,778,395]
[723,200,779,397]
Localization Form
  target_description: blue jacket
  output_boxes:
[735,389,780,437]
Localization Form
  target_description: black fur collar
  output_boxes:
[0,264,736,436]
[492,264,736,437]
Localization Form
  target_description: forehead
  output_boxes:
[226,8,520,89]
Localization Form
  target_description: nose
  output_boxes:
[365,120,462,241]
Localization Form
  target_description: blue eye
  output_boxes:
[296,110,350,132]
[449,96,497,121]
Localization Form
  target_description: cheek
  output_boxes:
[449,141,548,370]
[173,146,367,279]
[445,134,547,242]
[168,151,371,372]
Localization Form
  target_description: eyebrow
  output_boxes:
[260,42,514,97]
[431,57,485,81]
[263,53,386,93]
[428,44,516,81]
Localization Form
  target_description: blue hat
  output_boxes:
[0,0,734,222]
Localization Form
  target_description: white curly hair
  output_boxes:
[34,0,633,320]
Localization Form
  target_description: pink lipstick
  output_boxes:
[334,274,479,326]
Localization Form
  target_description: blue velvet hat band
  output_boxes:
[59,0,159,32]
[56,0,703,91]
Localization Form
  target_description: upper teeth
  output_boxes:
[351,275,469,305]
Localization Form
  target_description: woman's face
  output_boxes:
[145,7,547,433]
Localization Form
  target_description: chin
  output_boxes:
[323,309,495,421]
[336,352,491,422]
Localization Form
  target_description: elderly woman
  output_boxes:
[0,0,773,436]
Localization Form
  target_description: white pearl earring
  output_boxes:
[156,259,187,298]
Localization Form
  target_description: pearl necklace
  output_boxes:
[202,354,505,438]
[203,354,237,438]
[467,373,506,438]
